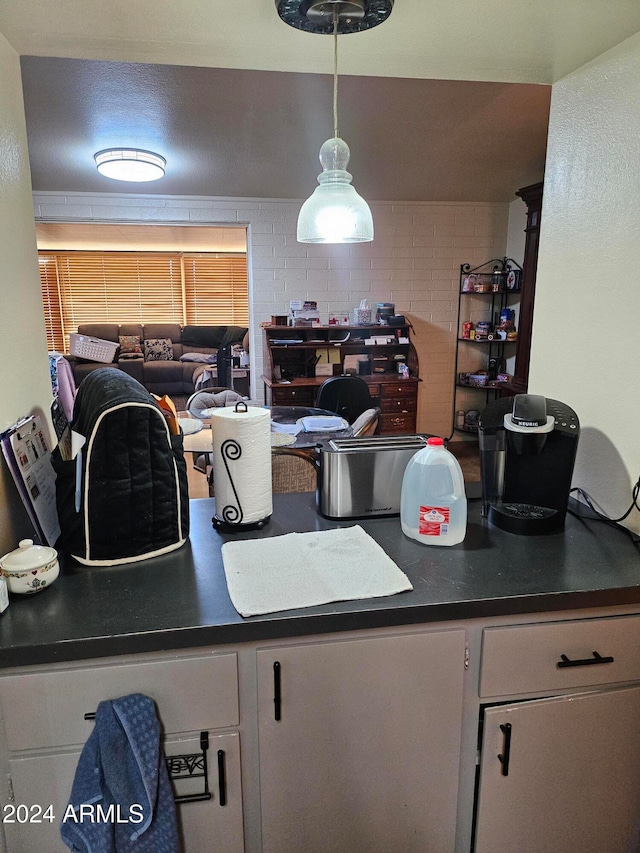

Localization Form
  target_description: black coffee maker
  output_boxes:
[478,394,580,535]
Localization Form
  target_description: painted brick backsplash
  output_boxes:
[33,191,508,437]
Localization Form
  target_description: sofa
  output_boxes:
[65,323,249,396]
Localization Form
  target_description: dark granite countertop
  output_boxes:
[0,495,639,669]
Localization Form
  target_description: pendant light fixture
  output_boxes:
[276,1,394,244]
[94,149,166,182]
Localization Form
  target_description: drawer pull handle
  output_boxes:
[217,749,227,807]
[274,660,282,721]
[498,723,512,776]
[557,651,614,669]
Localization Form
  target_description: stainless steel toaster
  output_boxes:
[316,434,430,519]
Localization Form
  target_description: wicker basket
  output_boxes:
[69,333,118,364]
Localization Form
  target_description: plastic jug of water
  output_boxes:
[400,437,467,546]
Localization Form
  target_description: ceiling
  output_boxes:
[4,1,640,205]
[3,1,639,84]
[20,57,551,202]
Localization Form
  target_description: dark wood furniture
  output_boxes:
[511,181,543,393]
[262,324,419,434]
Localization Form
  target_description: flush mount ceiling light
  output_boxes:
[94,149,166,182]
[276,1,393,243]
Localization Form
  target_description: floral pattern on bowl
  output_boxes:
[0,553,59,595]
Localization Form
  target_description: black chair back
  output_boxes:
[316,376,374,424]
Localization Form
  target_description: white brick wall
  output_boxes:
[33,192,509,437]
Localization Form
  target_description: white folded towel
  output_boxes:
[221,525,413,617]
[298,415,345,432]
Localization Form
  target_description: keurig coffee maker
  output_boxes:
[478,394,580,534]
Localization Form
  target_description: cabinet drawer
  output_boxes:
[379,396,417,413]
[271,386,315,406]
[379,381,417,399]
[0,652,238,751]
[480,615,640,697]
[6,731,245,853]
[379,413,417,434]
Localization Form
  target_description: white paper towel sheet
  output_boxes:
[211,405,272,525]
[221,525,413,617]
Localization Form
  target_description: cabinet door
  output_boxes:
[4,731,243,853]
[257,629,465,853]
[475,685,640,853]
[167,731,244,853]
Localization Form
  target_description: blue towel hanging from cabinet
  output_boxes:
[60,693,179,853]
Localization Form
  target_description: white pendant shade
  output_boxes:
[94,149,166,182]
[297,137,373,243]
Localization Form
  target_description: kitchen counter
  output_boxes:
[0,495,638,669]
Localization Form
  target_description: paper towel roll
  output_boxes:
[210,404,272,526]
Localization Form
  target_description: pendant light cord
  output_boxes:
[333,11,339,139]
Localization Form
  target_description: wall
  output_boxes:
[0,34,54,554]
[529,32,640,534]
[32,192,509,440]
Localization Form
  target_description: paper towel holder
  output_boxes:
[212,401,272,532]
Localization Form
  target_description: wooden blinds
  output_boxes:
[183,255,249,325]
[38,251,249,352]
[38,255,64,352]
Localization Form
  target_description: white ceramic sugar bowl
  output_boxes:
[0,539,59,595]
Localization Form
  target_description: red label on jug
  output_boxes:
[418,505,450,536]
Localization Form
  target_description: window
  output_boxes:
[38,255,64,352]
[183,254,249,326]
[38,250,249,352]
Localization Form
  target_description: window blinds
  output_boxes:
[38,255,64,352]
[38,251,249,352]
[183,254,249,325]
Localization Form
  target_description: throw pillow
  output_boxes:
[118,334,142,355]
[179,352,217,364]
[143,338,174,362]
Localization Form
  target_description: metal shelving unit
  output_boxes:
[450,257,522,439]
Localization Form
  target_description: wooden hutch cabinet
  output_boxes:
[262,324,420,434]
[511,181,543,394]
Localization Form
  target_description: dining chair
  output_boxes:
[315,375,374,424]
[350,407,381,437]
[203,449,317,497]
[186,387,245,419]
[271,448,318,493]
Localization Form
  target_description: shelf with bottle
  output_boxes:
[457,335,518,345]
[456,379,513,390]
[450,258,523,440]
[459,306,518,344]
[460,265,522,295]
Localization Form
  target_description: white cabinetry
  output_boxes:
[256,629,466,853]
[474,614,640,853]
[475,686,640,852]
[2,609,640,852]
[0,651,244,853]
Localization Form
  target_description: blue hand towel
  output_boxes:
[60,693,179,853]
